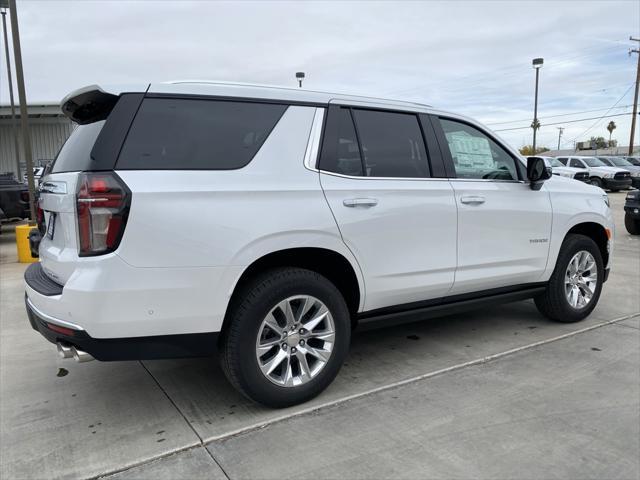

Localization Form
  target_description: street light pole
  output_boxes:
[629,37,639,155]
[532,57,543,153]
[7,0,36,223]
[556,127,564,151]
[1,7,21,179]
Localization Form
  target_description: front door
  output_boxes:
[435,117,553,295]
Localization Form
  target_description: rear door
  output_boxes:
[318,105,457,312]
[433,116,553,295]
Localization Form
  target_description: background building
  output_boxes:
[0,103,74,178]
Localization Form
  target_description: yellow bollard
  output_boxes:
[15,224,39,263]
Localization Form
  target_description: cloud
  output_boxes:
[1,0,638,149]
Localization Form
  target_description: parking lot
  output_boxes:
[1,192,638,479]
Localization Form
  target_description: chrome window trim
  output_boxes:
[303,108,325,172]
[318,170,450,182]
[26,297,85,331]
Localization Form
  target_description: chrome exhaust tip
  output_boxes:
[57,343,73,359]
[71,347,94,363]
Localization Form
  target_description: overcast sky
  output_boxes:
[1,0,639,150]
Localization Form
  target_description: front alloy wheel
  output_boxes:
[535,234,603,323]
[564,251,597,309]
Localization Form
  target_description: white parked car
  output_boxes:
[556,155,632,191]
[25,82,614,407]
[536,156,590,183]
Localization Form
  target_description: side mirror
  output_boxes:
[527,157,552,191]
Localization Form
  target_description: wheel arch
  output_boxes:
[565,221,610,268]
[222,247,364,334]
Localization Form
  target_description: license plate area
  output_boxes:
[46,212,56,240]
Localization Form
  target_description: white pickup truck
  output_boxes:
[556,155,632,191]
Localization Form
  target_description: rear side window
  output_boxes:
[50,122,104,173]
[319,107,430,178]
[117,98,287,170]
[318,108,363,176]
[353,109,429,178]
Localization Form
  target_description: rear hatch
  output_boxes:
[38,86,144,285]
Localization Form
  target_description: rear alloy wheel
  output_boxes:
[256,295,336,387]
[220,268,350,407]
[535,234,603,322]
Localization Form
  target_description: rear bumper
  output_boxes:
[25,295,218,360]
[27,253,240,338]
[602,178,632,190]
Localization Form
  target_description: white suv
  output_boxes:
[25,82,614,407]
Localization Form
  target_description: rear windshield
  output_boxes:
[116,98,287,170]
[50,121,105,173]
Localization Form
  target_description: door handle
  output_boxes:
[343,198,378,208]
[460,195,486,205]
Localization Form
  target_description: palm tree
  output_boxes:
[607,121,616,143]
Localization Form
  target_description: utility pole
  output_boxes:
[556,127,564,151]
[8,0,36,222]
[1,7,21,179]
[629,37,640,156]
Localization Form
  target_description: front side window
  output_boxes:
[569,158,585,168]
[352,109,429,178]
[439,118,518,181]
[117,98,287,170]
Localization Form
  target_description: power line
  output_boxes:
[564,83,635,144]
[493,112,634,132]
[486,104,633,126]
[385,43,625,97]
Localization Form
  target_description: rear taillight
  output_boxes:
[36,199,45,235]
[76,172,130,256]
[20,190,29,202]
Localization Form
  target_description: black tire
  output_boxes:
[219,267,351,408]
[590,177,603,189]
[535,234,604,323]
[626,213,640,235]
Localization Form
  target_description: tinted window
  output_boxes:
[557,157,568,165]
[569,159,584,168]
[51,122,104,173]
[440,119,518,180]
[353,109,429,178]
[117,98,287,170]
[318,108,363,176]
